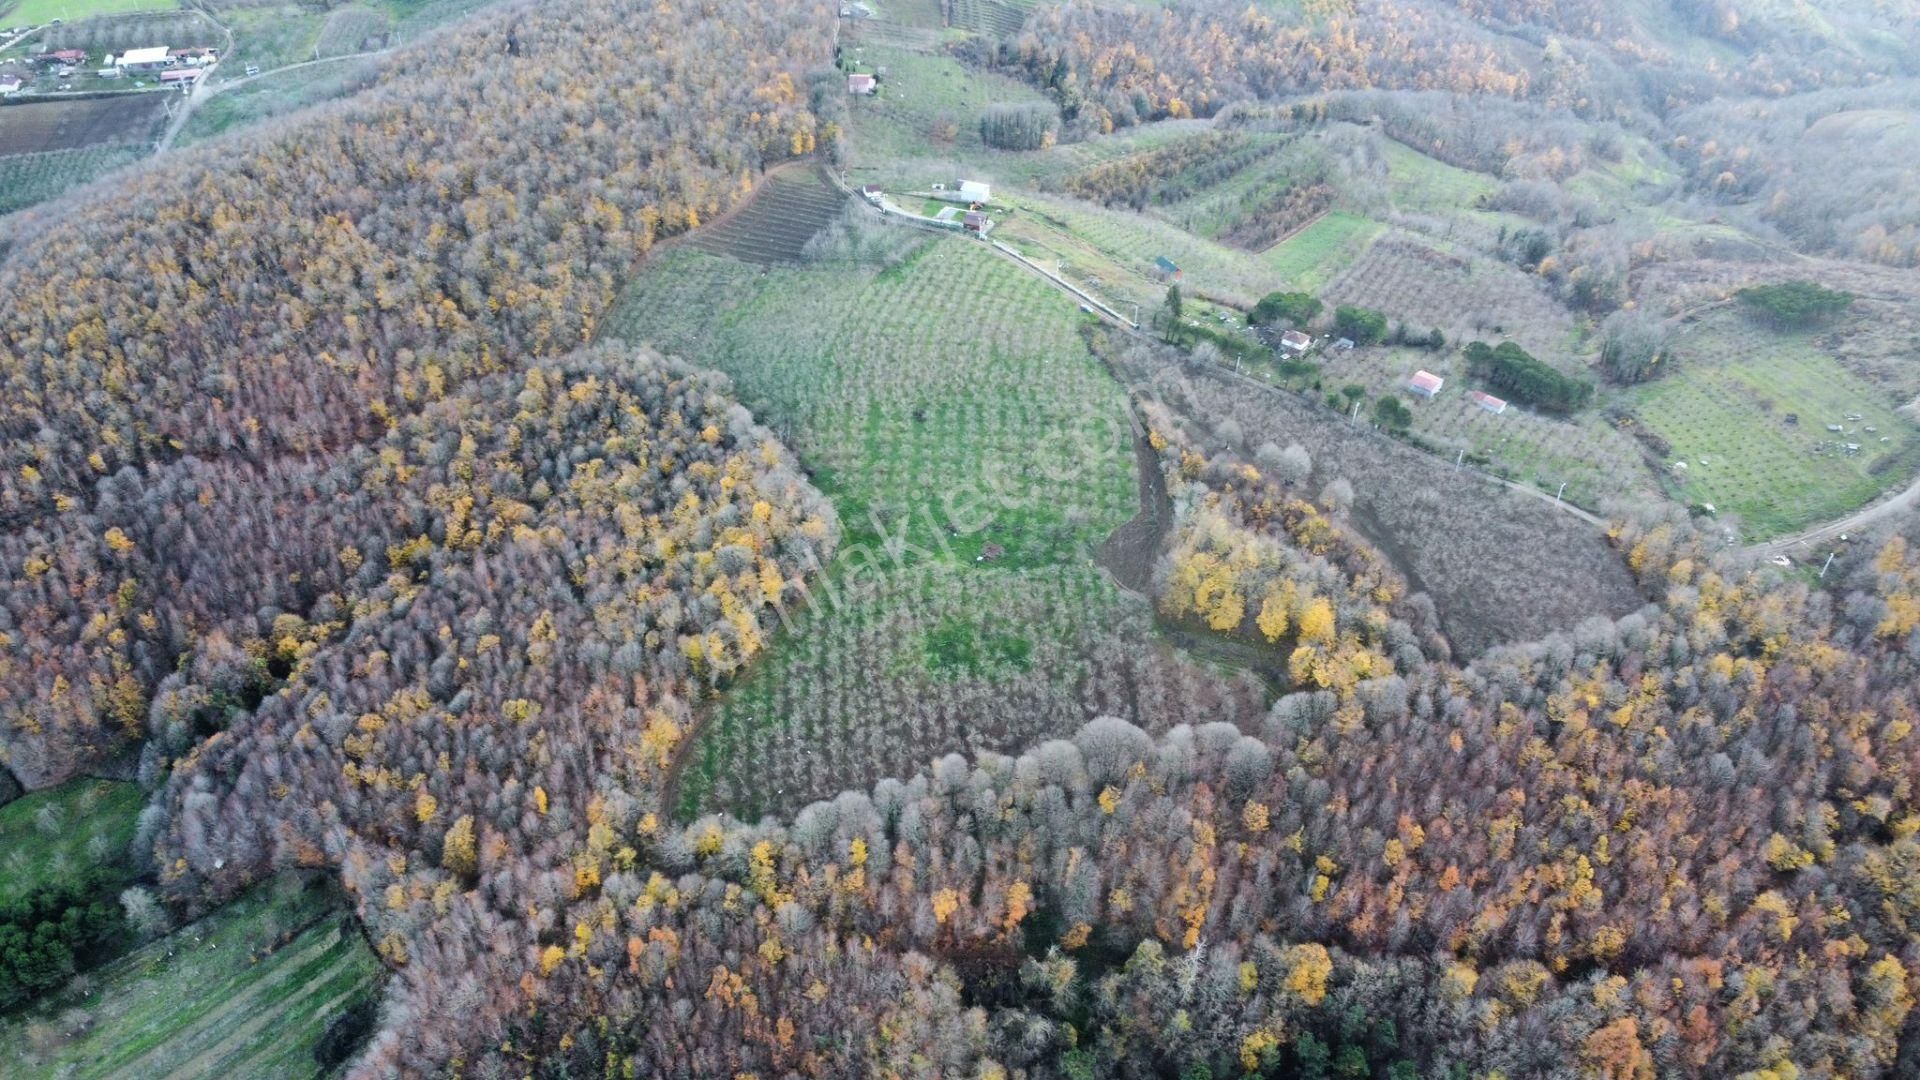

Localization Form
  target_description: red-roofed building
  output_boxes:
[1469,390,1507,414]
[38,48,87,65]
[159,67,201,85]
[848,72,875,95]
[1279,329,1312,354]
[1408,370,1445,399]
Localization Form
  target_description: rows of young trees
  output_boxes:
[1057,132,1286,210]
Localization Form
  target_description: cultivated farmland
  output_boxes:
[0,143,148,216]
[1259,209,1382,292]
[316,6,390,57]
[608,236,1266,818]
[1631,309,1920,537]
[0,95,168,156]
[0,875,380,1080]
[947,0,1032,38]
[683,164,847,264]
[1320,234,1582,363]
[1302,342,1656,510]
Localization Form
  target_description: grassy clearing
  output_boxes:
[0,875,380,1080]
[607,237,1149,818]
[1631,310,1920,537]
[8,0,176,24]
[1260,210,1382,291]
[0,778,143,908]
[0,143,148,217]
[1379,137,1497,214]
[176,55,382,147]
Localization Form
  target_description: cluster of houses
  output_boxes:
[0,44,217,93]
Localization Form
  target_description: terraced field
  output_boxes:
[683,164,847,264]
[0,877,379,1080]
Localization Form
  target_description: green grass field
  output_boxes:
[1260,210,1383,292]
[0,875,380,1080]
[607,236,1149,819]
[0,778,144,908]
[7,0,176,24]
[1379,138,1497,214]
[1633,310,1920,537]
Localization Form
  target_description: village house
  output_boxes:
[1279,329,1312,355]
[963,209,991,235]
[1408,370,1445,399]
[159,67,202,88]
[847,72,875,95]
[1469,390,1507,414]
[0,75,21,96]
[958,179,991,204]
[37,48,87,66]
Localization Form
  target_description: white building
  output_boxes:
[116,46,172,71]
[957,180,990,204]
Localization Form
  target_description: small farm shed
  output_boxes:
[1469,390,1507,414]
[117,46,173,71]
[1333,337,1355,351]
[159,68,201,85]
[848,72,875,95]
[1279,330,1312,355]
[1152,255,1181,281]
[0,76,20,96]
[1408,370,1445,399]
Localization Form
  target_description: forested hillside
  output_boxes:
[996,0,1920,266]
[5,0,1920,1074]
[0,0,834,786]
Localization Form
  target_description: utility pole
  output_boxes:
[1455,448,1464,470]
[1555,481,1567,505]
[1820,551,1836,578]
[1350,400,1361,426]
